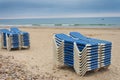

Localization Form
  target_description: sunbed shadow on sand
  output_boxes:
[56,65,110,77]
[1,48,30,52]
[57,66,75,73]
[84,68,110,77]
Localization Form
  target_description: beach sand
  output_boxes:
[0,27,120,80]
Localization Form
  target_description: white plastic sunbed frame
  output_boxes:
[53,35,100,76]
[74,42,103,76]
[53,34,65,67]
[19,34,30,49]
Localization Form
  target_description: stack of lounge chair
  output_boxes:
[10,27,30,49]
[0,27,30,51]
[54,34,74,66]
[53,32,112,76]
[0,29,11,49]
[70,32,111,68]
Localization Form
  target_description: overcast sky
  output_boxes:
[0,0,120,19]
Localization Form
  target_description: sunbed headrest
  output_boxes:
[0,29,10,34]
[55,33,74,42]
[69,32,87,39]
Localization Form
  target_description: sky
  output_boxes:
[0,0,120,19]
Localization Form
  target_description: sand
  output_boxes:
[0,27,120,80]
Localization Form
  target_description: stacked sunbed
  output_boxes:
[70,32,111,68]
[10,27,30,49]
[53,32,112,76]
[54,34,74,66]
[0,29,11,49]
[0,28,30,51]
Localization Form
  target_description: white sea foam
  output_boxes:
[0,24,32,27]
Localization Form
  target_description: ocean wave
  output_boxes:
[0,24,119,28]
[0,24,32,27]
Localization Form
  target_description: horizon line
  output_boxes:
[1,16,120,19]
[1,13,120,19]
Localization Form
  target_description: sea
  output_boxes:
[0,17,120,28]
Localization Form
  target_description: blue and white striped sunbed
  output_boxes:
[0,29,10,48]
[69,32,112,68]
[54,33,100,76]
[55,34,74,67]
[0,29,19,50]
[10,27,30,49]
[0,28,30,51]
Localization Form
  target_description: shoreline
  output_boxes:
[0,26,120,29]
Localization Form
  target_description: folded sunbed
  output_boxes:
[0,29,19,51]
[69,32,112,68]
[0,29,10,48]
[53,33,100,76]
[10,27,30,49]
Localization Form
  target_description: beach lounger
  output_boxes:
[53,33,100,76]
[0,29,19,51]
[54,33,74,66]
[69,32,112,68]
[0,29,10,49]
[10,27,30,49]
